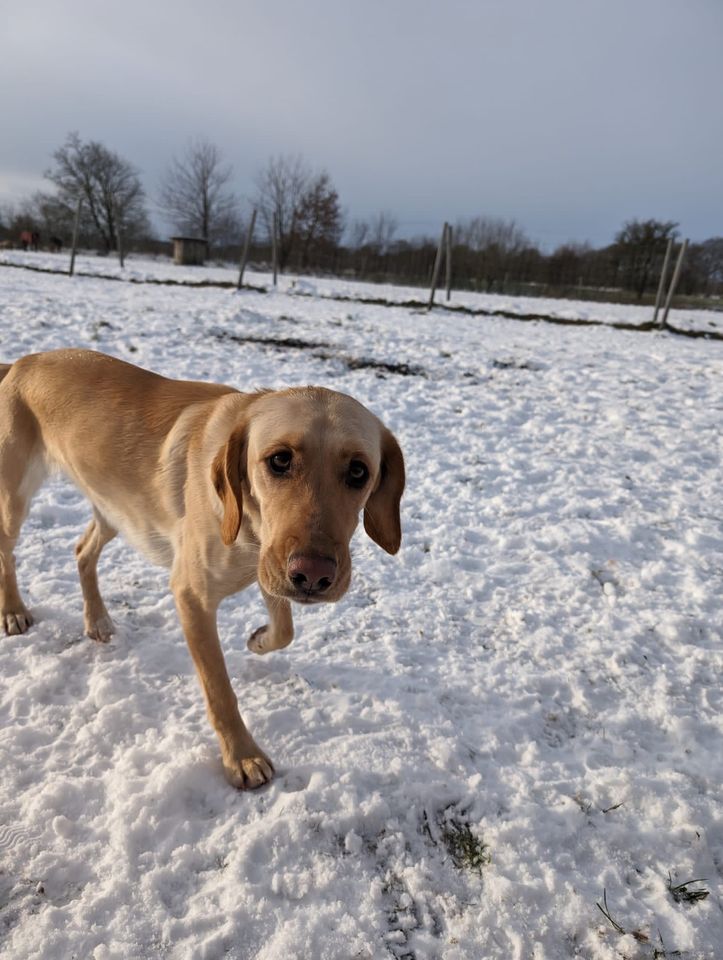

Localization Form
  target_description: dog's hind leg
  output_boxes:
[0,401,45,635]
[0,494,36,635]
[75,509,118,642]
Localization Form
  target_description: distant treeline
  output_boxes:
[1,133,721,304]
[220,226,723,305]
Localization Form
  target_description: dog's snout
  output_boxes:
[287,554,337,596]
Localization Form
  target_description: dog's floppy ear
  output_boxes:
[364,426,405,555]
[211,425,247,546]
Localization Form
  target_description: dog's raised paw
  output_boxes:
[3,608,33,636]
[224,754,275,790]
[247,624,293,655]
[247,625,271,655]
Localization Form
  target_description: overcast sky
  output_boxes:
[2,0,722,249]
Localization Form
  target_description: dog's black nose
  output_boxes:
[287,554,337,595]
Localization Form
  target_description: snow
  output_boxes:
[0,258,721,959]
[2,248,722,337]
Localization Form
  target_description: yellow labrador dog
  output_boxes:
[0,349,404,789]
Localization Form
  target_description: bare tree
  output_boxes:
[0,203,11,238]
[158,138,240,248]
[687,237,723,294]
[253,155,311,271]
[368,211,398,255]
[347,211,397,254]
[455,215,528,255]
[296,172,343,268]
[454,215,531,291]
[253,155,344,271]
[614,218,679,298]
[546,242,593,287]
[347,219,369,249]
[44,132,149,252]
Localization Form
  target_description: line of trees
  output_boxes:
[1,132,722,301]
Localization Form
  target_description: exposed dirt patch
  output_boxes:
[214,330,429,378]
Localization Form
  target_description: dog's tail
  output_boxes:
[0,363,13,385]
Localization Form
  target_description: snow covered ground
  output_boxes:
[2,248,722,337]
[0,261,721,959]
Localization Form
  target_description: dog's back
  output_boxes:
[0,349,240,567]
[0,363,12,384]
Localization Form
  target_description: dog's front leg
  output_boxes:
[247,587,294,655]
[173,585,274,789]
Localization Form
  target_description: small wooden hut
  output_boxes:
[171,236,207,266]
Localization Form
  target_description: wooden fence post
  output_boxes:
[445,224,453,301]
[69,197,82,277]
[652,236,674,327]
[272,211,279,288]
[660,239,688,329]
[237,208,257,290]
[428,222,448,310]
[116,207,125,269]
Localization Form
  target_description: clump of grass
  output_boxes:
[596,889,649,943]
[668,873,710,905]
[420,806,491,876]
[596,888,626,935]
[440,817,491,876]
[653,930,684,959]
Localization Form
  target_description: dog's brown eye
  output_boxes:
[268,451,292,475]
[347,460,369,489]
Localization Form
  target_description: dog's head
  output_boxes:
[211,387,404,604]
